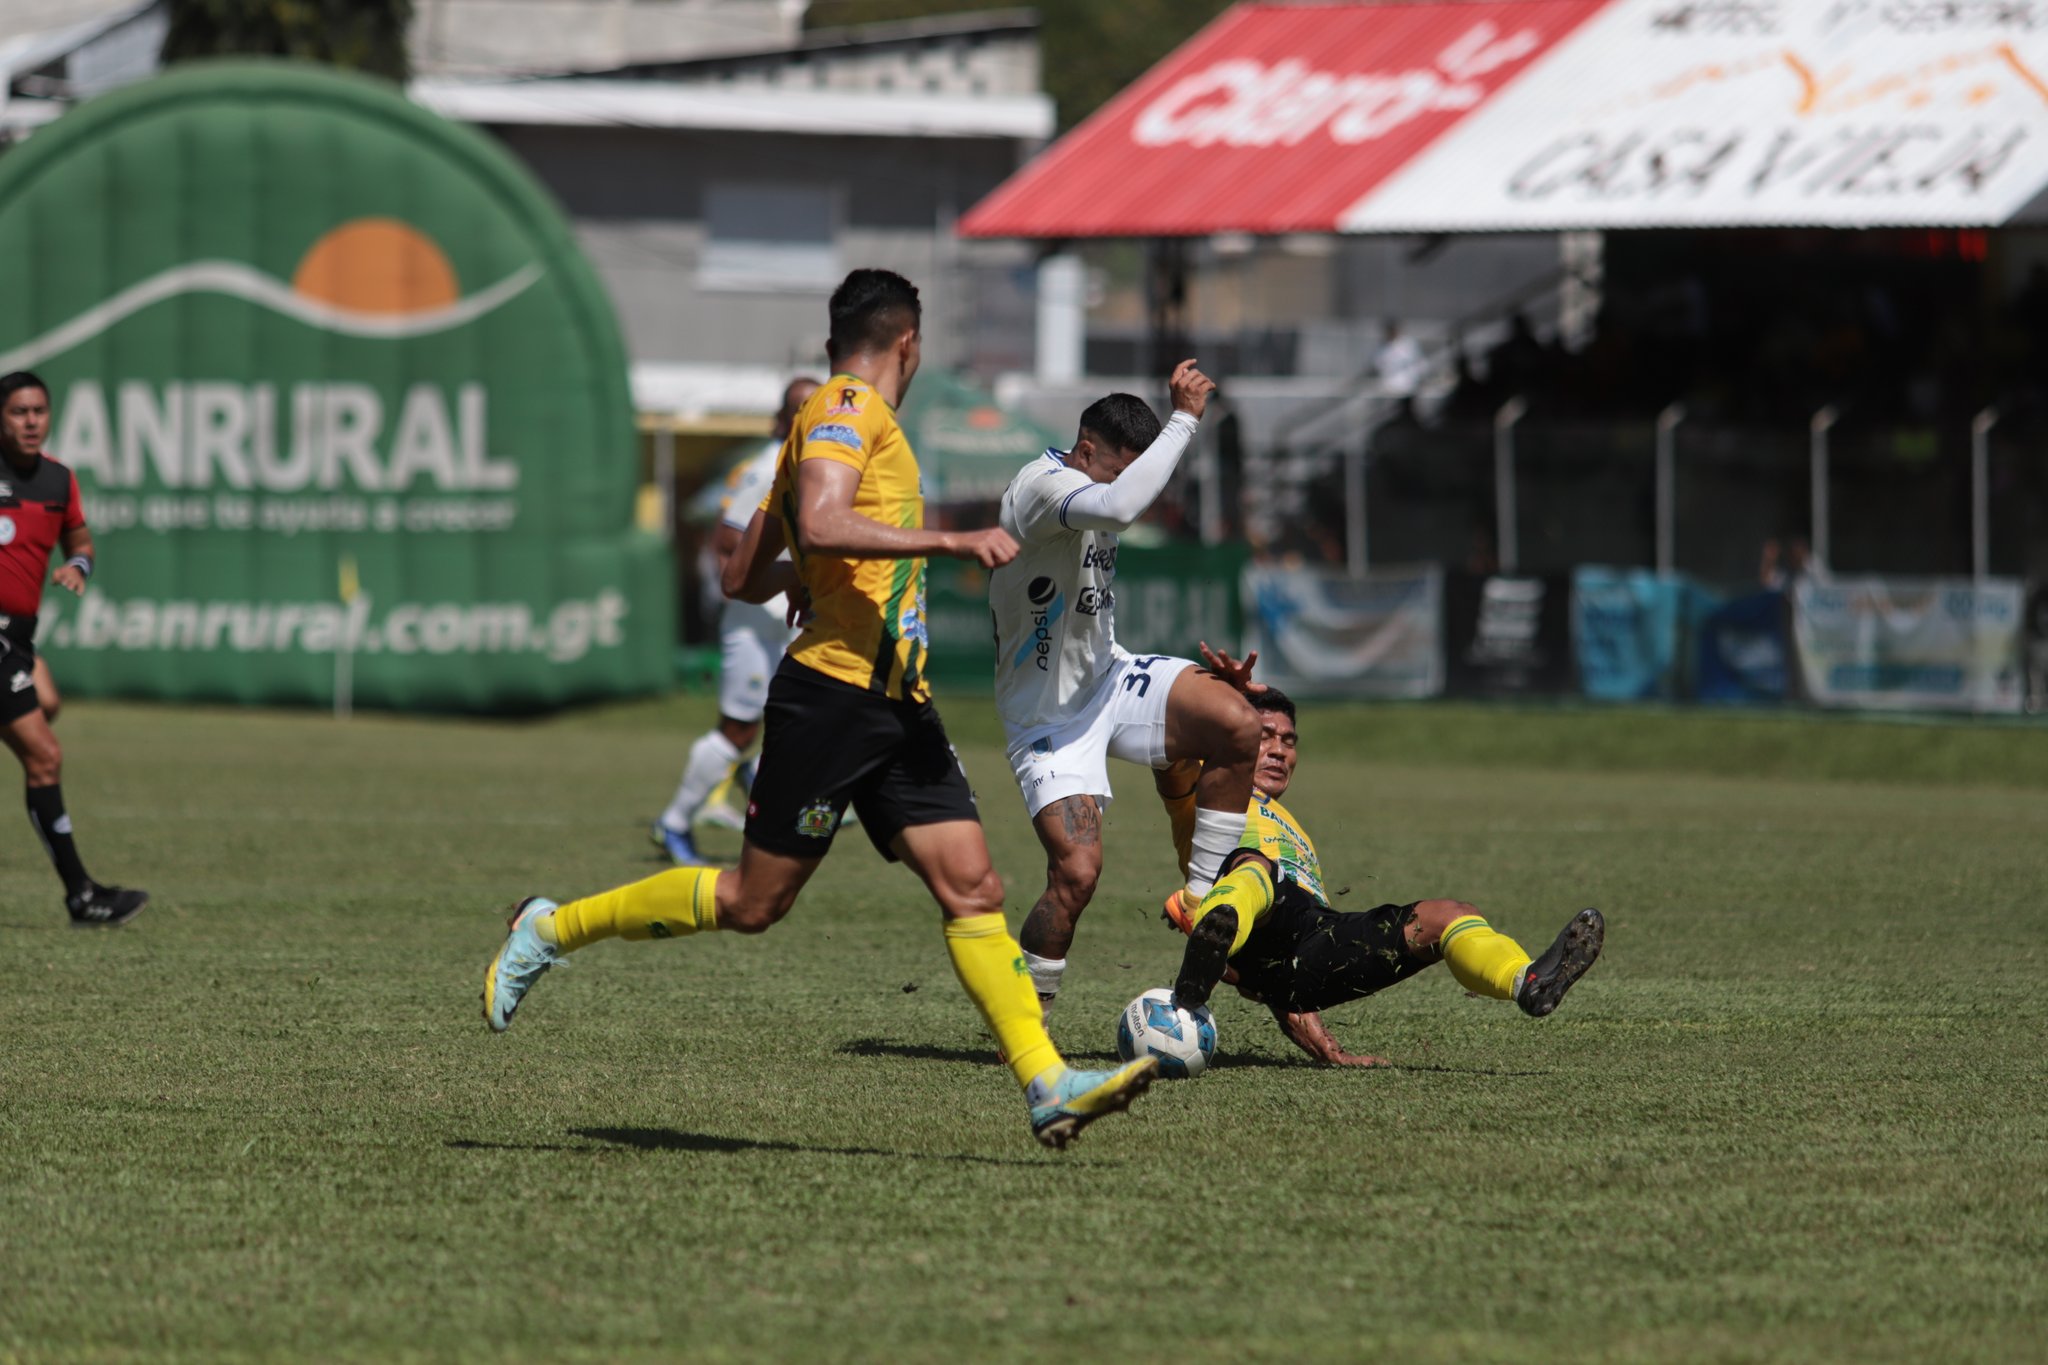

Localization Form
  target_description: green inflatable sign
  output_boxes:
[0,61,671,710]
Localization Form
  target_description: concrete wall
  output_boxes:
[412,0,800,76]
[489,123,1033,378]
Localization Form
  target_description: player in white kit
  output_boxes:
[654,376,818,863]
[989,360,1262,1013]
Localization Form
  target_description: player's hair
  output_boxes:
[1075,393,1162,456]
[827,269,920,358]
[0,371,49,406]
[1251,687,1297,725]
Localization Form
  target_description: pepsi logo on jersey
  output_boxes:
[1023,576,1061,672]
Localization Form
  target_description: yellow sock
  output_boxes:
[1439,914,1531,1001]
[1188,859,1273,958]
[944,913,1060,1089]
[542,868,721,952]
[1160,785,1198,880]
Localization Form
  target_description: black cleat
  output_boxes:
[1173,904,1238,1011]
[67,882,149,928]
[1517,907,1604,1018]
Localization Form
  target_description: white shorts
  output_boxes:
[718,603,793,723]
[1006,654,1196,818]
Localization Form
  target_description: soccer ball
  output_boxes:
[1115,987,1217,1079]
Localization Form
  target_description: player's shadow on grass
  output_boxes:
[839,1036,1333,1070]
[446,1128,1042,1167]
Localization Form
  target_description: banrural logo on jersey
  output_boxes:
[0,62,669,709]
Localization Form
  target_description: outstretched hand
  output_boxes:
[1198,640,1266,695]
[950,527,1020,570]
[1168,359,1216,419]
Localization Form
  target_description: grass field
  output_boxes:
[3,695,2045,1363]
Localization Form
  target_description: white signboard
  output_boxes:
[1242,565,1444,699]
[1791,574,2025,713]
[1345,0,2048,230]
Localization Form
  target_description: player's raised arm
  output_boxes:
[1197,641,1268,695]
[793,458,1017,567]
[1056,359,1215,534]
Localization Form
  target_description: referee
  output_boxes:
[0,371,147,926]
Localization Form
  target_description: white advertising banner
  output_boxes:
[1791,574,2025,713]
[1242,564,1443,699]
[1343,0,2048,231]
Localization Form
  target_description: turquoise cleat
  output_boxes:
[1026,1057,1159,1151]
[481,896,562,1033]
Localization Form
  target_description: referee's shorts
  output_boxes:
[0,614,41,725]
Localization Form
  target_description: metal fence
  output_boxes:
[1284,402,2048,591]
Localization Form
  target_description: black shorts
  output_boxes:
[0,615,40,725]
[744,658,980,861]
[1231,881,1430,1013]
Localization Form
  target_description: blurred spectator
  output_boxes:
[1759,537,1827,589]
[1373,321,1427,398]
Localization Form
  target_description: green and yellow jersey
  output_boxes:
[1165,785,1328,936]
[1238,789,1327,906]
[766,375,931,702]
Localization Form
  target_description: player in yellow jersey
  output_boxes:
[1159,683,1604,1065]
[480,270,1156,1148]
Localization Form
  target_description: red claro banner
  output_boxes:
[961,0,2048,237]
[959,1,1609,237]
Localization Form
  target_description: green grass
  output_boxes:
[2,695,2045,1363]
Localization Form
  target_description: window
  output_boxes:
[700,183,839,293]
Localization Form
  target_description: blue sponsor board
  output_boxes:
[1694,590,1788,705]
[1571,567,1686,701]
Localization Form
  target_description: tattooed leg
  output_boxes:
[1018,795,1105,1003]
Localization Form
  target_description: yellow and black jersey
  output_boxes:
[765,375,930,702]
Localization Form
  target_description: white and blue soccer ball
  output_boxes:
[1115,987,1217,1079]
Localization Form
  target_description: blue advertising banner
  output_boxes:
[1694,589,1788,705]
[1571,567,1685,701]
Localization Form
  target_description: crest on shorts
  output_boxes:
[795,801,838,839]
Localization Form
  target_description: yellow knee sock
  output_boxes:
[944,913,1060,1089]
[1188,859,1273,957]
[542,868,721,952]
[1439,914,1531,1001]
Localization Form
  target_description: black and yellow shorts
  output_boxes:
[744,657,980,861]
[1233,881,1432,1013]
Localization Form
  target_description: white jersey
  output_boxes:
[991,449,1129,739]
[719,438,788,627]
